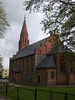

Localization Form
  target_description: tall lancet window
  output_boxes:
[60,55,66,72]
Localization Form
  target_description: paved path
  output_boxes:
[0,96,8,100]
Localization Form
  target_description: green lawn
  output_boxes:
[37,86,75,100]
[0,85,75,100]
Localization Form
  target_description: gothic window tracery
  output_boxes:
[60,55,66,72]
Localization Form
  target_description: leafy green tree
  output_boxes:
[24,0,75,50]
[0,1,9,38]
[0,55,3,70]
[0,55,3,79]
[24,0,75,84]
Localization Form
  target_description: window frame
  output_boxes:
[51,71,54,79]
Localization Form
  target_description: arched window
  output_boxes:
[39,50,41,54]
[44,45,47,53]
[60,55,66,72]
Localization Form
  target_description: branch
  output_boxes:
[59,0,75,5]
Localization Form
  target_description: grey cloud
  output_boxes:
[1,0,48,69]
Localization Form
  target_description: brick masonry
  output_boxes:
[9,19,75,85]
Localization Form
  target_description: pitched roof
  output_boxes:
[48,45,72,55]
[37,55,57,68]
[11,37,48,60]
[37,44,74,69]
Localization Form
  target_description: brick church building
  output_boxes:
[9,18,75,85]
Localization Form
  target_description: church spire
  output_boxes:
[19,17,29,51]
[21,17,28,36]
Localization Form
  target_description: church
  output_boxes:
[9,18,75,85]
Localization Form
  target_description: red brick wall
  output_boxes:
[47,69,56,85]
[68,73,75,84]
[36,68,57,85]
[56,54,67,84]
[56,54,75,85]
[36,69,47,85]
[35,38,52,55]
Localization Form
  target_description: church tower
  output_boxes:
[19,17,29,51]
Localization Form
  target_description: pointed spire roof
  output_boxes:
[21,17,28,36]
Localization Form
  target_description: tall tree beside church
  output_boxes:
[0,1,9,78]
[0,1,9,38]
[0,55,3,78]
[24,0,75,50]
[0,55,3,69]
[24,0,75,82]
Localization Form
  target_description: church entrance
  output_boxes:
[38,75,40,83]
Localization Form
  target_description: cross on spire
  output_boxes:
[24,14,26,20]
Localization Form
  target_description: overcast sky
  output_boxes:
[0,0,49,69]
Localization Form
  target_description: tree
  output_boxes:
[24,0,75,50]
[0,1,9,38]
[0,55,3,79]
[0,55,3,70]
[24,0,75,84]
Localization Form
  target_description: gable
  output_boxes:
[11,37,49,60]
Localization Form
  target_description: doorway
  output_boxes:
[38,75,40,83]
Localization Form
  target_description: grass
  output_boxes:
[38,86,75,94]
[37,86,75,100]
[0,84,75,100]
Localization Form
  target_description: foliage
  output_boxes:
[0,55,3,71]
[24,0,75,50]
[0,1,9,38]
[24,0,75,73]
[64,52,75,71]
